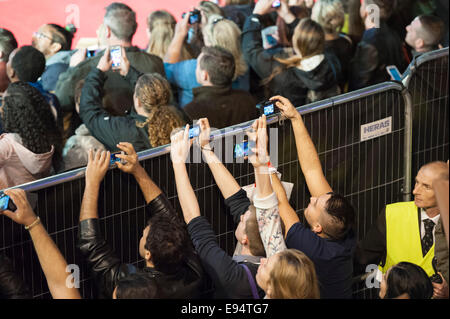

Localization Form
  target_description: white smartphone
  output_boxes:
[386,65,402,81]
[110,46,122,69]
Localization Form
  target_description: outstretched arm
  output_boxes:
[249,115,287,256]
[1,189,81,299]
[271,172,300,237]
[171,126,201,224]
[198,118,241,200]
[164,13,190,64]
[115,142,162,204]
[247,115,273,199]
[80,150,110,221]
[272,95,333,197]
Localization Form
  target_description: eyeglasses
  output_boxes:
[33,31,53,42]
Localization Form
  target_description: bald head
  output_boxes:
[413,161,449,210]
[420,161,449,181]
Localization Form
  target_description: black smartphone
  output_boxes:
[0,193,17,212]
[110,152,122,165]
[234,141,249,158]
[182,9,201,24]
[188,125,200,139]
[86,49,96,58]
[110,46,122,69]
[430,257,443,284]
[257,100,279,116]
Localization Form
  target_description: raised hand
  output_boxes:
[117,47,130,76]
[85,149,111,187]
[248,115,270,169]
[253,0,279,15]
[271,95,300,121]
[96,47,113,72]
[1,189,38,227]
[115,142,141,175]
[198,118,212,149]
[170,125,192,165]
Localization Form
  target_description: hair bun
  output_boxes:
[65,24,77,35]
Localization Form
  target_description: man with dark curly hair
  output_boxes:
[77,143,205,299]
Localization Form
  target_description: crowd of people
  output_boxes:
[0,0,448,299]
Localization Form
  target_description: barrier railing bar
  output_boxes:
[402,88,413,202]
[5,81,405,193]
[415,47,449,68]
[403,47,449,88]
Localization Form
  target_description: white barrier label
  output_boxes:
[361,116,392,142]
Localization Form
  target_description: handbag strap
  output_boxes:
[240,263,260,299]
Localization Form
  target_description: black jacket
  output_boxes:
[0,255,31,299]
[222,3,255,30]
[79,67,152,152]
[183,85,258,129]
[349,21,408,91]
[242,14,341,107]
[324,34,355,90]
[77,194,205,299]
[186,189,265,299]
[79,66,187,152]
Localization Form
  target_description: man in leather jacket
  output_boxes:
[77,142,205,299]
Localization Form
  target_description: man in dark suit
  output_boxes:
[355,161,449,299]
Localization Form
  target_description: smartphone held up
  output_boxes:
[257,99,279,117]
[0,193,17,212]
[110,46,122,69]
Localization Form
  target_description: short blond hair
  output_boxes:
[311,0,345,35]
[268,249,320,299]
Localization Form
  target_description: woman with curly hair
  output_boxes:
[0,81,62,189]
[79,47,187,153]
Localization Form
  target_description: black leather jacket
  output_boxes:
[349,21,408,91]
[77,194,205,299]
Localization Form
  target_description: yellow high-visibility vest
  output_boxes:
[380,201,435,276]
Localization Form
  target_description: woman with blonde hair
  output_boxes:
[202,14,248,82]
[79,47,186,152]
[311,0,353,90]
[243,0,342,106]
[146,10,192,61]
[256,249,320,299]
[164,12,250,107]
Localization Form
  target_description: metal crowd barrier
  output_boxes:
[404,47,449,195]
[0,80,411,299]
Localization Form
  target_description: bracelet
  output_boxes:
[201,145,214,152]
[25,217,41,231]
